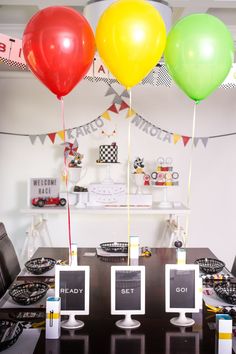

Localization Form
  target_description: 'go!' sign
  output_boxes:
[165,264,200,313]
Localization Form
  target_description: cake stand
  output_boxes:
[68,167,86,191]
[132,173,145,194]
[152,185,173,208]
[96,162,120,184]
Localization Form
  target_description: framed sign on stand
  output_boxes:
[55,265,90,330]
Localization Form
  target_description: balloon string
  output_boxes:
[127,90,132,266]
[184,101,197,246]
[60,97,72,262]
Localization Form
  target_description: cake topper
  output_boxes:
[133,157,145,174]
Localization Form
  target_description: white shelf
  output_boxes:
[20,202,190,216]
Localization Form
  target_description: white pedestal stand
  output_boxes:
[97,163,119,185]
[155,186,173,208]
[61,314,84,330]
[116,314,140,329]
[133,173,144,194]
[170,312,195,327]
[68,167,87,207]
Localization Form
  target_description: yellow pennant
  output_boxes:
[101,111,111,120]
[57,130,65,141]
[126,108,136,118]
[173,133,181,144]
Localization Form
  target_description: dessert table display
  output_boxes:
[0,247,235,353]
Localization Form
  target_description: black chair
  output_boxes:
[231,256,236,277]
[0,223,20,298]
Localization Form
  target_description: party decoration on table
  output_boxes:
[9,282,49,305]
[96,0,166,89]
[132,157,146,194]
[150,157,179,186]
[174,240,183,248]
[133,157,145,175]
[0,320,23,351]
[29,177,61,207]
[194,258,225,275]
[31,196,67,208]
[100,242,128,253]
[164,14,234,103]
[25,257,56,274]
[63,139,79,159]
[214,282,236,305]
[141,246,152,257]
[68,152,84,168]
[22,6,95,99]
[96,142,119,164]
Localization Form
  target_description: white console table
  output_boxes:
[21,202,189,215]
[20,202,190,260]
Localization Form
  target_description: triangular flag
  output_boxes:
[121,90,130,98]
[126,108,136,118]
[48,132,56,144]
[105,86,116,96]
[201,137,209,148]
[182,135,191,147]
[57,130,65,141]
[113,95,123,104]
[29,135,37,144]
[108,103,118,114]
[119,100,130,111]
[38,134,47,144]
[193,137,200,147]
[101,111,111,120]
[173,134,181,144]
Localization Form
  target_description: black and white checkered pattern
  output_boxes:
[99,145,118,163]
[0,57,28,71]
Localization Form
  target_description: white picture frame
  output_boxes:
[111,265,145,315]
[28,177,60,207]
[165,264,200,313]
[55,265,90,315]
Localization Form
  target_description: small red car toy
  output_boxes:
[32,197,66,207]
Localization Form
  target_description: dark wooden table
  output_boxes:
[24,247,224,354]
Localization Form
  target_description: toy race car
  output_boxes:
[32,197,66,208]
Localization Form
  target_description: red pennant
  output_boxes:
[108,103,118,114]
[48,132,56,143]
[119,100,130,111]
[182,136,190,146]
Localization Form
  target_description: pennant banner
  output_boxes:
[1,33,236,89]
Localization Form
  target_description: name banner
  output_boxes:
[1,33,236,88]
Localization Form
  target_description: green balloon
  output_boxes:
[164,14,234,102]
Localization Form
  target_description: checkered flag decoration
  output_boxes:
[99,144,118,163]
[85,64,173,87]
[0,57,28,71]
[220,82,236,89]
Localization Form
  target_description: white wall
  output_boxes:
[0,72,236,270]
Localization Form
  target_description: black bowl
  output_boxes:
[100,242,128,253]
[214,282,236,305]
[0,320,23,352]
[194,258,225,274]
[25,257,56,274]
[9,282,49,305]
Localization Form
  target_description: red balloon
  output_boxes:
[22,6,95,98]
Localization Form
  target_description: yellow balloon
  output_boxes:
[95,0,166,89]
